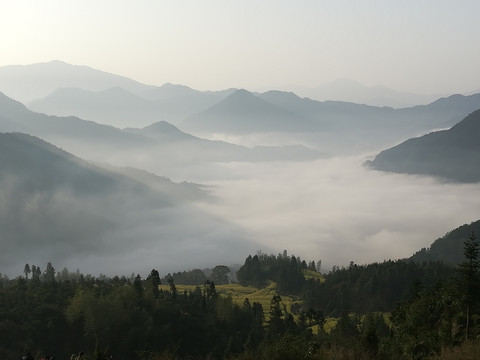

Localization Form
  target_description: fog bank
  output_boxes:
[198,156,480,271]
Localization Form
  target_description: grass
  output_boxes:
[159,281,300,316]
[158,278,339,331]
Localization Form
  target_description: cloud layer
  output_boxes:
[198,155,480,272]
[3,145,479,278]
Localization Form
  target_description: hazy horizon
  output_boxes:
[1,1,480,95]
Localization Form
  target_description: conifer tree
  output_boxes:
[457,231,480,340]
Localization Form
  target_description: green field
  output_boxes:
[159,279,339,333]
[159,281,301,315]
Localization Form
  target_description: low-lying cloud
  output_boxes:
[0,173,253,278]
[197,155,480,272]
[3,147,479,279]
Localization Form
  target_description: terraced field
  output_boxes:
[159,281,300,315]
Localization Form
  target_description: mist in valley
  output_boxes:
[6,132,479,278]
[1,62,479,279]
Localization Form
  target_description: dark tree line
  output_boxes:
[236,251,308,294]
[0,271,265,359]
[2,233,480,359]
[236,251,455,315]
[160,265,231,286]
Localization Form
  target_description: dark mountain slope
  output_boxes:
[410,220,480,266]
[0,132,255,277]
[0,132,174,207]
[366,109,480,182]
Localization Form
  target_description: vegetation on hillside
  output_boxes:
[1,232,480,359]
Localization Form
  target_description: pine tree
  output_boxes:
[23,263,31,279]
[44,262,56,283]
[457,231,480,340]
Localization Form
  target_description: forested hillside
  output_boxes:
[410,220,480,265]
[2,230,480,360]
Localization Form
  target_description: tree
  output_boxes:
[23,264,31,279]
[133,274,143,296]
[44,262,56,283]
[456,231,480,340]
[210,265,231,285]
[267,295,285,338]
[204,280,218,302]
[167,276,177,300]
[31,265,41,281]
[146,269,160,299]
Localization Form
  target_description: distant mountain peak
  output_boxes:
[182,88,310,133]
[0,60,155,103]
[143,121,183,133]
[211,88,281,112]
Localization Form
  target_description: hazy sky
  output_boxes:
[1,0,480,94]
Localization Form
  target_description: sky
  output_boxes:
[1,0,480,94]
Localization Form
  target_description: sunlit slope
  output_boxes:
[160,282,301,314]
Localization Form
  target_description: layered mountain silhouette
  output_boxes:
[182,89,314,133]
[289,78,442,108]
[0,60,155,103]
[28,84,231,128]
[4,61,480,156]
[0,91,325,167]
[366,109,480,182]
[125,119,325,163]
[2,60,480,160]
[0,91,150,146]
[29,87,157,128]
[0,132,203,202]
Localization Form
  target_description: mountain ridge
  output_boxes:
[182,89,314,134]
[365,109,480,182]
[0,60,155,103]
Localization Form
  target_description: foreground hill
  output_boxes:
[365,109,480,182]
